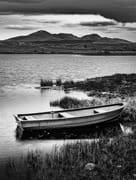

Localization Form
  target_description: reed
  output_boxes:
[50,96,103,109]
[120,98,136,122]
[63,80,75,89]
[4,135,136,180]
[56,78,62,86]
[40,78,53,87]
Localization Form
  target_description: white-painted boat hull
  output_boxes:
[14,103,125,131]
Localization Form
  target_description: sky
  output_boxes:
[0,0,136,41]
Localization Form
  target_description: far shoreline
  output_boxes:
[0,52,136,55]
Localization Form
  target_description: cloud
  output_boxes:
[113,22,136,32]
[27,14,116,25]
[3,14,136,34]
[0,13,136,42]
[0,0,136,22]
[5,24,38,30]
[21,14,114,26]
[21,14,119,30]
[80,21,117,27]
[123,23,136,31]
[23,19,60,24]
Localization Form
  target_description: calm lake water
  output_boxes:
[0,54,136,162]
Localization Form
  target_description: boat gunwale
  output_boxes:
[20,115,119,129]
[15,103,125,123]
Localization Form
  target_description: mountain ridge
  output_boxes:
[0,30,136,55]
[4,30,131,44]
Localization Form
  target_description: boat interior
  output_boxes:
[18,104,123,121]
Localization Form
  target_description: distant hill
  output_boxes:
[0,30,136,55]
[81,34,101,41]
[5,30,131,43]
[6,30,60,42]
[5,30,79,42]
[54,33,79,40]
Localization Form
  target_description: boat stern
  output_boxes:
[13,114,23,127]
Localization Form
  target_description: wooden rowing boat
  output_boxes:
[14,103,125,134]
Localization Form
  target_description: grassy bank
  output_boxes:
[3,135,136,180]
[41,73,136,96]
[62,73,136,96]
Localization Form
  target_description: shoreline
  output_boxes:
[0,52,136,55]
[41,73,136,97]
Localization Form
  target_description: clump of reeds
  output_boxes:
[4,135,136,180]
[40,78,53,87]
[120,98,136,122]
[50,95,124,109]
[63,80,75,89]
[56,78,62,86]
[50,96,84,109]
[50,96,103,109]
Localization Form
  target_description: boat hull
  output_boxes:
[15,103,125,131]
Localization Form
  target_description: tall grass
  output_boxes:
[50,95,123,109]
[40,78,62,87]
[4,135,136,180]
[50,96,103,109]
[120,98,136,122]
[56,78,62,86]
[63,80,75,89]
[40,78,53,87]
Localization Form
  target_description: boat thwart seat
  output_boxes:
[22,116,36,120]
[58,112,74,118]
[94,109,106,114]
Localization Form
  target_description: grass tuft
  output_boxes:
[50,96,102,109]
[56,78,62,86]
[120,98,136,122]
[40,78,53,87]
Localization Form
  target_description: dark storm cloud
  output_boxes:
[0,0,43,3]
[0,0,136,22]
[80,21,117,27]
